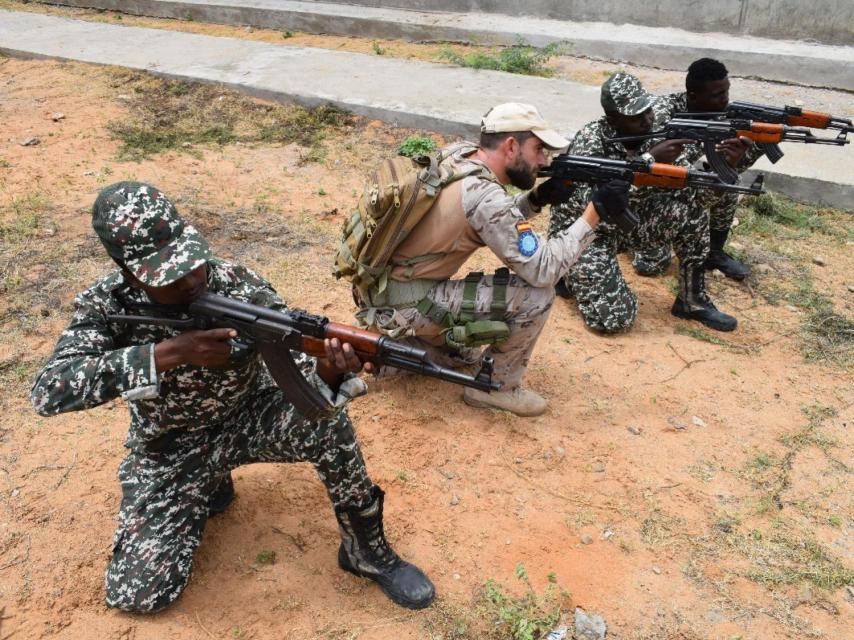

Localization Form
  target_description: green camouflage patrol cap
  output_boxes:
[92,181,212,287]
[601,73,655,116]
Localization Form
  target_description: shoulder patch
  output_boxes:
[516,220,538,257]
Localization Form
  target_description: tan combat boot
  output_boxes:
[463,386,548,417]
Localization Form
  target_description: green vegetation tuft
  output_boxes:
[106,71,352,161]
[738,193,848,239]
[255,549,277,565]
[478,564,570,640]
[397,135,438,158]
[440,39,568,77]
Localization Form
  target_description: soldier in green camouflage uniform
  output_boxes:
[548,73,738,333]
[31,182,435,613]
[635,58,765,280]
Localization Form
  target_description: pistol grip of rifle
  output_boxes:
[760,143,784,163]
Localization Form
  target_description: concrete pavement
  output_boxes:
[40,0,854,90]
[1,9,852,209]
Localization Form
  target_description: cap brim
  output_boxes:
[532,128,569,150]
[620,96,655,117]
[126,223,212,287]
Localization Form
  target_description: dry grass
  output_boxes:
[104,68,353,161]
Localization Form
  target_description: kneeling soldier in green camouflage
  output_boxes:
[549,73,738,333]
[30,182,435,613]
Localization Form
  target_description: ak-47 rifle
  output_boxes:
[107,292,500,419]
[608,118,848,184]
[674,101,853,164]
[539,154,766,194]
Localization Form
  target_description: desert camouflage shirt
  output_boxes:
[652,92,766,169]
[31,259,364,448]
[454,144,595,288]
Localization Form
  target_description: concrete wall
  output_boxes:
[314,0,854,45]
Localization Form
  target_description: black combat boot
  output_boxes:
[335,487,435,609]
[208,472,235,517]
[704,228,749,280]
[671,266,737,332]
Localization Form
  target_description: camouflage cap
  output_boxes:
[92,181,212,287]
[601,73,654,116]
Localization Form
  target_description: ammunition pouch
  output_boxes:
[445,320,510,350]
[416,268,512,349]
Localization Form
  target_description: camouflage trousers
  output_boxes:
[105,387,373,614]
[632,190,739,274]
[363,274,554,389]
[552,188,709,333]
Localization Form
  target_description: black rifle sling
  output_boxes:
[257,338,333,421]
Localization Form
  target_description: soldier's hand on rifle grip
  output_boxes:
[154,328,237,372]
[528,176,575,208]
[316,338,374,387]
[649,138,695,164]
[591,180,638,234]
[715,136,751,167]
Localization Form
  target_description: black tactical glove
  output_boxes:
[528,177,575,208]
[591,179,638,233]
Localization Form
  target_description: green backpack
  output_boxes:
[333,142,485,302]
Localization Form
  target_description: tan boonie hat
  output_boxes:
[480,102,569,149]
[600,72,655,116]
[92,181,212,287]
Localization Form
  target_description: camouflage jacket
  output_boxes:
[455,145,595,288]
[652,91,766,169]
[31,259,364,448]
[549,117,667,223]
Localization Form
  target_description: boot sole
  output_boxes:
[671,307,737,332]
[338,555,435,610]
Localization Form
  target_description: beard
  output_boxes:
[506,155,538,190]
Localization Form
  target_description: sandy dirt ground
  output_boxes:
[0,44,852,640]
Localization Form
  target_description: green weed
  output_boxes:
[255,550,277,565]
[397,135,438,158]
[440,39,568,77]
[479,564,569,640]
